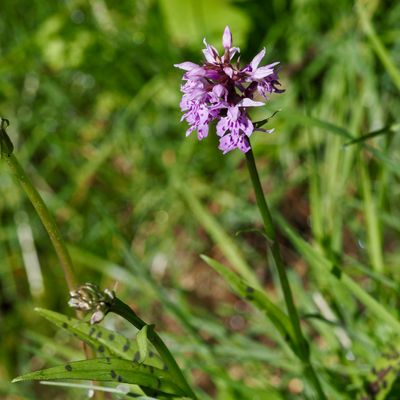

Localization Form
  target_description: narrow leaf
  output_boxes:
[13,358,186,397]
[35,308,165,370]
[276,215,400,333]
[356,1,400,91]
[289,112,400,175]
[344,124,399,147]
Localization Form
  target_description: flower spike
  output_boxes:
[175,26,283,154]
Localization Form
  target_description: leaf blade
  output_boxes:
[35,308,165,370]
[13,358,186,397]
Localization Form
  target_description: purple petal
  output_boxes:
[252,62,280,79]
[216,118,229,137]
[238,98,265,107]
[243,118,254,137]
[227,106,239,120]
[202,40,219,63]
[185,66,206,78]
[204,69,222,79]
[223,66,234,78]
[174,62,200,71]
[222,26,232,49]
[197,124,209,139]
[218,134,235,154]
[252,66,276,80]
[212,84,224,97]
[228,47,240,60]
[186,125,196,137]
[237,136,251,153]
[250,48,266,70]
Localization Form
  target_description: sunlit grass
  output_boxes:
[1,0,400,399]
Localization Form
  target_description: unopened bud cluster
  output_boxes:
[68,282,115,324]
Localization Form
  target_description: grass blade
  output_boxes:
[356,1,400,91]
[359,156,384,273]
[177,183,260,288]
[344,124,399,147]
[276,216,400,333]
[201,255,296,349]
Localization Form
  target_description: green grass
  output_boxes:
[1,0,400,398]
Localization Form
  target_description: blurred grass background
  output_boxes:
[1,0,400,398]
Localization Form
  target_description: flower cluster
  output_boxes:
[69,282,115,324]
[175,26,283,154]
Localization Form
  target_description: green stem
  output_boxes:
[4,153,76,291]
[245,148,326,399]
[111,297,197,399]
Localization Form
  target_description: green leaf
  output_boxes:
[12,358,186,397]
[344,124,399,147]
[137,325,149,363]
[289,112,400,175]
[35,308,165,370]
[200,255,297,350]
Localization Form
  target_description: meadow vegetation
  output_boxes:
[1,0,400,399]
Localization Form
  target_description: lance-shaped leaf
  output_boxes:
[13,358,186,397]
[201,255,297,350]
[35,308,165,370]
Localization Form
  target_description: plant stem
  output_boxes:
[111,297,197,399]
[245,148,326,399]
[4,154,76,291]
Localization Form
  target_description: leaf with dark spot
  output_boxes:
[35,308,164,369]
[13,358,186,397]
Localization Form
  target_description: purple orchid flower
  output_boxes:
[175,26,283,154]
